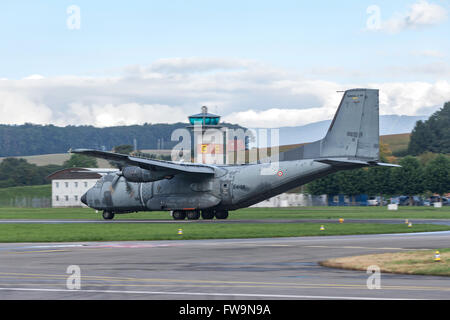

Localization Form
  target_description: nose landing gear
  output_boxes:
[102,211,115,220]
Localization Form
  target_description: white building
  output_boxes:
[47,168,116,208]
[250,193,327,207]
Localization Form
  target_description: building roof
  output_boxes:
[46,168,116,180]
[188,112,221,118]
[188,106,221,126]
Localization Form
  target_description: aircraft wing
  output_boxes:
[314,158,401,167]
[70,149,216,175]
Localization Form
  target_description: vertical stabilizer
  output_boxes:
[280,88,380,162]
[320,88,379,160]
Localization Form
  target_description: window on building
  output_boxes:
[56,196,59,201]
[55,182,59,188]
[74,182,78,188]
[74,195,78,201]
[65,195,69,201]
[65,182,69,188]
[84,182,88,188]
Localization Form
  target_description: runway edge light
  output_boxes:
[320,225,325,231]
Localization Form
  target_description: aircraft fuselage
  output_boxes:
[82,159,343,216]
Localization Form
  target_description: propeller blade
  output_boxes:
[109,170,135,197]
[125,180,135,197]
[110,171,122,193]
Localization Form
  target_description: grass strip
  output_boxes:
[0,223,448,243]
[321,248,450,276]
[0,206,449,220]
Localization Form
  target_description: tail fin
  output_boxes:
[320,88,379,160]
[280,88,380,161]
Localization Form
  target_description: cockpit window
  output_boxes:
[94,179,103,188]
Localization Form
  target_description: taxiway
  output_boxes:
[0,231,449,299]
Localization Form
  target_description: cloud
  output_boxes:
[0,57,449,128]
[23,74,46,80]
[66,102,188,127]
[374,80,450,116]
[387,61,450,77]
[382,0,448,33]
[411,49,446,58]
[223,107,335,129]
[0,91,53,124]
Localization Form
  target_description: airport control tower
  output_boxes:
[187,106,226,164]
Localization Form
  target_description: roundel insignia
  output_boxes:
[277,170,283,177]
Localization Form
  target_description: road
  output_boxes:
[0,231,449,300]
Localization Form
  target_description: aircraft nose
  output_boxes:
[81,192,88,205]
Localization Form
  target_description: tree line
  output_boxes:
[0,147,171,188]
[408,102,449,155]
[307,154,450,203]
[0,122,245,157]
[0,123,187,157]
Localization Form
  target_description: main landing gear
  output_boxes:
[100,209,228,221]
[172,209,229,220]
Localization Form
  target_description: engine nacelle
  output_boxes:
[122,166,170,182]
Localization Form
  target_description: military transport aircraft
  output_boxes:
[75,88,398,220]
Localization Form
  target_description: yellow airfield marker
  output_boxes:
[434,251,441,262]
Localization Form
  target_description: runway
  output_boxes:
[0,231,449,300]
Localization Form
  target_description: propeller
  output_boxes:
[109,170,135,197]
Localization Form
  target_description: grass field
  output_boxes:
[0,205,448,220]
[0,185,51,207]
[0,153,112,168]
[0,222,448,243]
[0,206,448,242]
[0,185,51,200]
[321,248,450,276]
[380,133,411,155]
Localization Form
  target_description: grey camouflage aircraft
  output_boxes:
[75,88,398,220]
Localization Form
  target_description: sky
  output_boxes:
[0,0,449,128]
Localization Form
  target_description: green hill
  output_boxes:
[0,122,244,157]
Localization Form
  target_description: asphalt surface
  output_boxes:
[0,231,449,300]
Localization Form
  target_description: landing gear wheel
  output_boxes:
[187,210,200,220]
[201,210,215,220]
[172,210,187,220]
[102,211,115,220]
[215,210,229,220]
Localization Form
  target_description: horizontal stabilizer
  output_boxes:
[314,158,401,168]
[314,158,368,167]
[373,162,401,168]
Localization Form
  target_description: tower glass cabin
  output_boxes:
[187,106,225,164]
[188,106,221,126]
